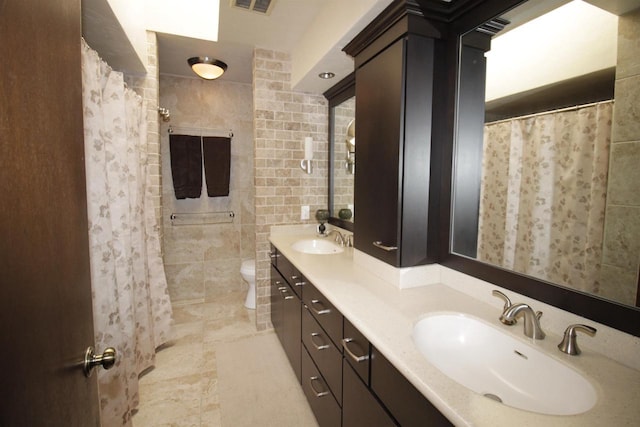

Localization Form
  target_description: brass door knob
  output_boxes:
[83,346,116,377]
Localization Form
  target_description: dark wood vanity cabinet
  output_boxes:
[270,254,302,382]
[354,35,434,268]
[347,3,442,268]
[271,251,451,426]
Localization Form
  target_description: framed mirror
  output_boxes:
[325,73,355,232]
[445,0,640,336]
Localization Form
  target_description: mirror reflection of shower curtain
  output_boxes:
[477,101,612,294]
[81,40,174,426]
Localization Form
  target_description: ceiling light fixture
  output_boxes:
[318,72,335,79]
[188,57,228,80]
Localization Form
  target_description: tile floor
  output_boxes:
[132,290,317,427]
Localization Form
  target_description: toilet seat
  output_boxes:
[240,259,255,276]
[240,259,256,310]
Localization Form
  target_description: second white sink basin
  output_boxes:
[291,239,344,255]
[413,313,597,416]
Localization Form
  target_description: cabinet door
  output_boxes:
[355,38,404,266]
[355,35,435,268]
[343,360,396,427]
[270,265,285,344]
[371,347,452,427]
[269,243,280,267]
[283,284,301,382]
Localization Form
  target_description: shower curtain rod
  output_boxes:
[485,99,614,126]
[167,124,233,138]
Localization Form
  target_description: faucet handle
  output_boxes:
[492,290,517,325]
[558,324,597,356]
[345,234,354,247]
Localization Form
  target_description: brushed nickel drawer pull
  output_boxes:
[342,338,369,363]
[309,376,329,397]
[310,332,330,350]
[373,241,398,251]
[310,299,330,315]
[295,281,306,287]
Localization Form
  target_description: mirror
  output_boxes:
[326,74,355,231]
[345,118,356,176]
[332,99,355,219]
[451,0,640,329]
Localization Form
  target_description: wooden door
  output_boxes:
[0,0,101,425]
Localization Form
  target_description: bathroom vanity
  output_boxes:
[270,238,451,426]
[269,226,640,427]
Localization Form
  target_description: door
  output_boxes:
[0,0,101,425]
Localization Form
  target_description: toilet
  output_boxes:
[240,259,256,309]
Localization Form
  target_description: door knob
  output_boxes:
[83,346,116,377]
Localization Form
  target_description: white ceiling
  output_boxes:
[83,0,394,94]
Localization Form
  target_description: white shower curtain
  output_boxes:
[477,101,612,294]
[81,40,173,426]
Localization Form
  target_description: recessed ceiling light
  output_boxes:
[318,72,335,79]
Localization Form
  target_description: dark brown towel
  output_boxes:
[203,136,231,197]
[169,134,202,199]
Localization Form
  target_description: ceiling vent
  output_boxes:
[231,0,275,15]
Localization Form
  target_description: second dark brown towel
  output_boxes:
[203,136,231,197]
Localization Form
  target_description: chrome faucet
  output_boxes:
[325,228,353,247]
[557,324,597,355]
[492,290,517,325]
[501,303,546,340]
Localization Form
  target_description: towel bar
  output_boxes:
[170,211,235,226]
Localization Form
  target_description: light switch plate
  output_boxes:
[301,205,309,220]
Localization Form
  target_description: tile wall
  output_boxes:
[253,48,329,330]
[600,8,640,305]
[159,76,255,303]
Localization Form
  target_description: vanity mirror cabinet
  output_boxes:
[325,0,640,336]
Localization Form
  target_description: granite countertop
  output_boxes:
[269,228,640,427]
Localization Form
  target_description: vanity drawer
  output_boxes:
[301,346,342,427]
[302,306,342,403]
[302,280,343,347]
[343,317,371,385]
[371,347,452,427]
[277,253,305,299]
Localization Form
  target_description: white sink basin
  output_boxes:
[413,313,597,416]
[291,239,344,255]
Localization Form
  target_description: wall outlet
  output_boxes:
[301,205,310,220]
